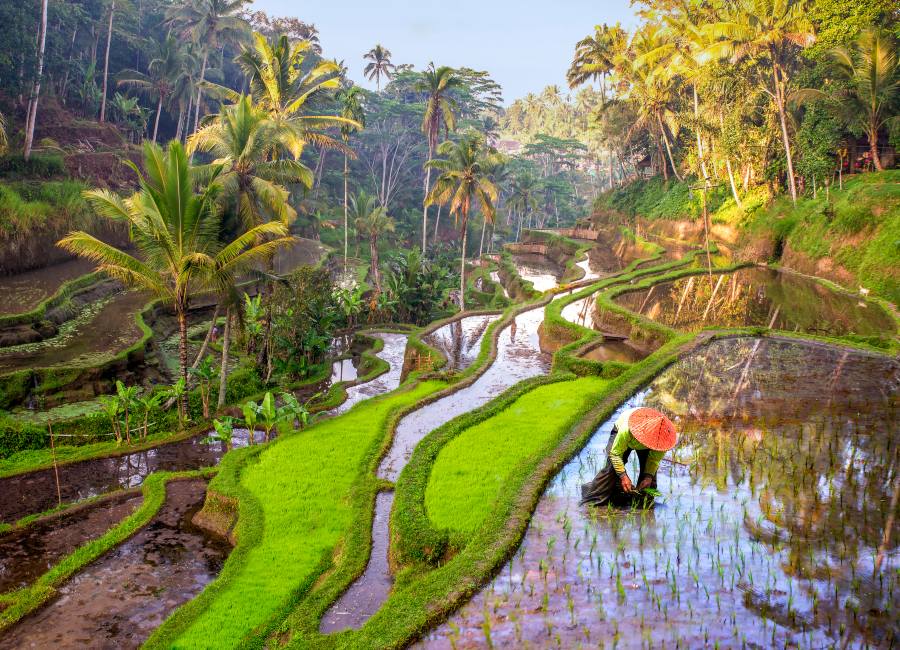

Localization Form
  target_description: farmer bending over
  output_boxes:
[581,407,678,506]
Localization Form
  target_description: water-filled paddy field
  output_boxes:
[421,336,899,648]
[615,266,895,337]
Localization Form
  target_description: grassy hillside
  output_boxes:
[594,172,900,304]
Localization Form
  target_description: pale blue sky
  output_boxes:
[251,0,638,103]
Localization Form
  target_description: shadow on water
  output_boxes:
[615,266,895,337]
[0,479,229,649]
[322,297,559,633]
[421,337,900,648]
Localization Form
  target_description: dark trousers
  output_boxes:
[580,426,657,507]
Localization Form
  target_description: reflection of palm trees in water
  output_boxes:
[645,338,899,645]
[509,318,517,342]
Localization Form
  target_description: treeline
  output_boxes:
[567,0,899,203]
[0,0,593,254]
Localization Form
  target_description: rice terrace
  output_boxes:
[0,0,897,647]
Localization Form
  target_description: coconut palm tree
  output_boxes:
[703,0,815,203]
[351,192,394,292]
[118,34,190,142]
[364,44,395,91]
[166,0,250,137]
[59,141,294,416]
[568,22,628,102]
[812,29,899,171]
[187,95,311,230]
[416,64,462,253]
[426,135,499,312]
[233,32,355,158]
[337,86,366,276]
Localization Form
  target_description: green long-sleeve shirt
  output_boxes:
[609,407,665,477]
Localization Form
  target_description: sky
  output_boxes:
[251,0,639,104]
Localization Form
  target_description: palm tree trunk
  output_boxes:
[771,60,797,203]
[60,26,78,103]
[192,50,208,136]
[191,304,220,370]
[343,154,349,277]
[370,237,380,291]
[422,165,432,253]
[177,307,189,420]
[657,113,682,181]
[479,218,486,258]
[459,220,468,311]
[693,86,708,180]
[217,309,230,409]
[23,0,49,160]
[725,158,742,208]
[99,0,115,123]
[152,95,163,142]
[432,204,442,244]
[869,123,883,171]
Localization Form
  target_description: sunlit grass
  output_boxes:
[167,379,444,647]
[425,376,609,534]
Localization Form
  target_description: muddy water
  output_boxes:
[615,266,895,337]
[421,338,900,648]
[333,333,408,415]
[0,429,259,525]
[422,315,499,371]
[0,479,229,649]
[0,290,148,373]
[580,339,647,364]
[320,491,395,633]
[512,254,564,292]
[0,258,96,316]
[0,493,143,594]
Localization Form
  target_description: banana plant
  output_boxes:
[115,380,139,445]
[135,391,163,441]
[258,392,278,442]
[163,377,188,429]
[241,399,259,445]
[99,395,122,445]
[206,416,235,452]
[189,355,217,419]
[276,392,311,436]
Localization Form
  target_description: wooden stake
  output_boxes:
[48,420,62,507]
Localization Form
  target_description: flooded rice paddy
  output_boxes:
[615,267,896,337]
[422,337,900,648]
[0,479,229,649]
[0,258,96,316]
[333,333,407,415]
[0,291,148,373]
[422,315,499,372]
[0,492,142,594]
[512,254,564,292]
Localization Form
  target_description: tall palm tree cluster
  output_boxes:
[54,4,356,417]
[569,0,899,203]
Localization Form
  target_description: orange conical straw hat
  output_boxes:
[628,407,678,451]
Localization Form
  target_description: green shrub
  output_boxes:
[0,154,65,179]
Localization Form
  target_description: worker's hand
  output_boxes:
[620,474,633,493]
[637,475,654,491]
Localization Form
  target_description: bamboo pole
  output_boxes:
[48,420,62,507]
